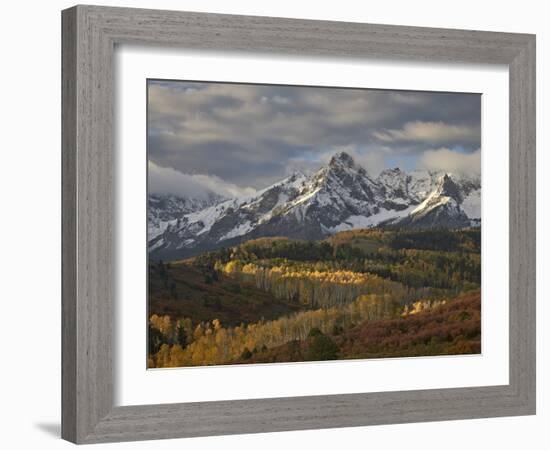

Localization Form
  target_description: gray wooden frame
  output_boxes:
[61,4,536,444]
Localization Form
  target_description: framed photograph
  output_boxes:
[62,5,536,444]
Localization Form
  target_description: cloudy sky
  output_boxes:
[148,79,481,198]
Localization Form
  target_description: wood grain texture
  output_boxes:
[61,7,77,443]
[62,5,114,442]
[61,4,536,444]
[508,35,536,407]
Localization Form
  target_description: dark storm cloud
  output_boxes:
[148,80,481,192]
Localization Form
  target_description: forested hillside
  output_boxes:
[148,228,481,367]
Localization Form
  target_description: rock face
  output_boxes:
[148,193,225,241]
[148,152,481,260]
[386,174,472,229]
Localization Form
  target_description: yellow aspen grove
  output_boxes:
[218,261,412,308]
[147,228,481,368]
[151,293,406,367]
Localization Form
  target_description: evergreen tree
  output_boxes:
[306,331,339,361]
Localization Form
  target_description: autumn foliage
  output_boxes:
[148,228,482,368]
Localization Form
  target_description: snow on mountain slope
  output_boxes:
[377,167,411,206]
[388,174,471,229]
[408,170,441,202]
[326,205,418,233]
[149,152,481,259]
[148,193,225,241]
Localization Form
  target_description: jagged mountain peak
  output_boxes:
[148,192,226,241]
[329,151,356,169]
[384,172,471,230]
[149,152,481,259]
[434,173,463,202]
[380,167,405,176]
[376,167,410,204]
[325,152,375,189]
[327,152,372,177]
[377,167,408,184]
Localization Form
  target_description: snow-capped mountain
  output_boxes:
[377,167,411,206]
[386,174,471,229]
[149,152,481,259]
[148,193,225,241]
